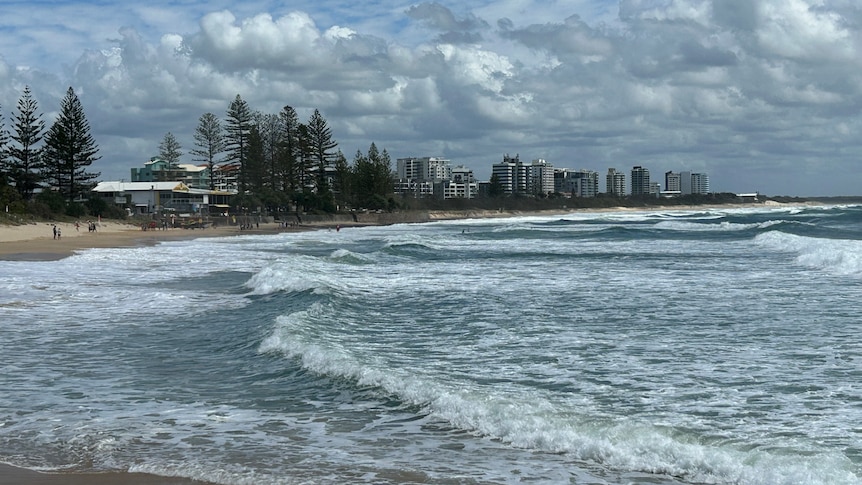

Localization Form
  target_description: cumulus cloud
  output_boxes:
[406,2,489,33]
[1,0,862,195]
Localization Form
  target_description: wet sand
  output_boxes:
[0,463,212,485]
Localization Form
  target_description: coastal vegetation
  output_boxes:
[0,88,817,226]
[1,86,102,222]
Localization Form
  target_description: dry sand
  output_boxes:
[0,220,317,261]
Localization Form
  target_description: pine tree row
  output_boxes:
[0,86,100,212]
[165,94,396,214]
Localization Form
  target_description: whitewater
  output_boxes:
[1,204,860,484]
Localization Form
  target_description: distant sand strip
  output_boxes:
[0,221,309,261]
[0,203,802,261]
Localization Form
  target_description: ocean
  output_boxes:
[1,204,861,485]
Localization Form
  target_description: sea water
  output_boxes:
[1,204,861,485]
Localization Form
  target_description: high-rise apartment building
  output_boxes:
[665,171,681,192]
[397,157,451,181]
[556,169,599,197]
[606,168,626,195]
[529,159,555,195]
[679,171,710,195]
[492,154,529,195]
[440,165,477,199]
[630,166,650,196]
[691,173,710,194]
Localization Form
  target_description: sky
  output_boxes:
[1,0,861,196]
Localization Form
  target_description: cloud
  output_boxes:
[2,1,862,195]
[405,2,489,34]
[756,0,855,61]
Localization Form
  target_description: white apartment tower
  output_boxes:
[691,173,710,194]
[441,165,478,199]
[679,171,710,195]
[396,157,451,181]
[492,154,529,195]
[530,159,556,195]
[606,168,626,196]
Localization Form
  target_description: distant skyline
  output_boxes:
[1,1,861,196]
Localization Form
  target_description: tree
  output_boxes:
[158,132,182,164]
[254,112,282,191]
[190,113,224,190]
[0,103,8,181]
[244,124,265,194]
[0,106,21,213]
[42,87,101,202]
[305,109,337,173]
[333,149,350,209]
[351,143,395,210]
[224,94,253,193]
[277,105,302,195]
[7,86,45,201]
[304,109,337,210]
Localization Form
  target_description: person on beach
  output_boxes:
[57,227,61,239]
[52,225,57,239]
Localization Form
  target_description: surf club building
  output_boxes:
[91,181,233,216]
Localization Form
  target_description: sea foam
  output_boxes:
[258,307,859,485]
[755,231,862,276]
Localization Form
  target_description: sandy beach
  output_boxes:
[0,220,315,261]
[0,203,794,261]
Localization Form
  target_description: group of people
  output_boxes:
[52,221,98,239]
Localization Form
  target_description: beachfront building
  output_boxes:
[606,168,626,196]
[394,179,435,198]
[665,171,681,192]
[397,157,451,181]
[680,171,710,195]
[492,154,529,195]
[631,166,650,196]
[439,165,478,199]
[212,163,240,193]
[396,157,440,198]
[394,157,476,199]
[555,169,599,198]
[529,159,555,196]
[691,172,710,194]
[396,157,450,198]
[92,181,233,216]
[131,157,211,190]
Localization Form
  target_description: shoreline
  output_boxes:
[0,463,211,485]
[0,221,318,261]
[0,201,826,485]
[0,203,814,262]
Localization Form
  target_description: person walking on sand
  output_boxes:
[57,227,61,239]
[52,224,57,240]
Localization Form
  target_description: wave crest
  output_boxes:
[755,231,862,276]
